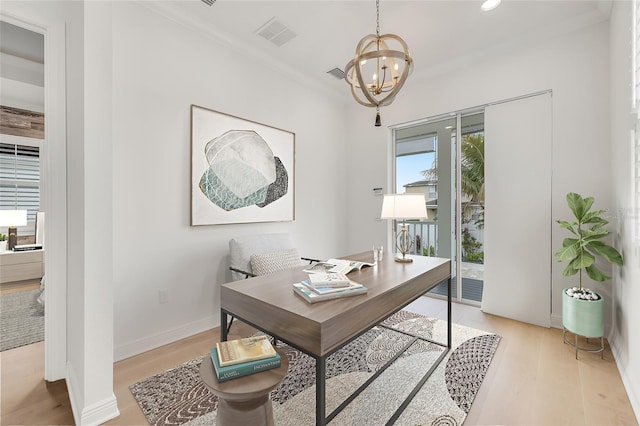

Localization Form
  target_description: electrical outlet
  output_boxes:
[158,289,169,304]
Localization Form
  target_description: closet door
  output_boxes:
[482,93,552,327]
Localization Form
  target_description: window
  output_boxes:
[0,143,40,232]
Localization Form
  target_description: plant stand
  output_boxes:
[562,289,604,360]
[562,328,604,360]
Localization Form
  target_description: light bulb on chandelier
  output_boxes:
[344,0,413,127]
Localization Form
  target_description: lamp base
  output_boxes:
[7,227,17,251]
[394,256,413,263]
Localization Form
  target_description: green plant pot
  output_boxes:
[562,288,604,338]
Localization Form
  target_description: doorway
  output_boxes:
[0,12,68,381]
[392,111,485,305]
[0,21,45,350]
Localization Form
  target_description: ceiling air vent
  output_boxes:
[326,68,345,80]
[256,18,297,47]
[201,0,216,5]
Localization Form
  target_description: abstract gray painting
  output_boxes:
[191,105,295,225]
[198,130,289,211]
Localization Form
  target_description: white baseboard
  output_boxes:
[550,313,562,329]
[114,315,218,361]
[66,363,81,424]
[78,396,119,426]
[66,363,120,425]
[609,335,640,422]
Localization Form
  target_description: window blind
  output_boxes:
[0,143,40,222]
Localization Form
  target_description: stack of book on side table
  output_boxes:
[292,272,368,304]
[210,335,280,382]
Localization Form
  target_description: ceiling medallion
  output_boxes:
[344,0,413,127]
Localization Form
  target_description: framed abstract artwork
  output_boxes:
[190,105,295,225]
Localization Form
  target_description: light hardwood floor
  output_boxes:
[0,278,41,295]
[1,296,638,425]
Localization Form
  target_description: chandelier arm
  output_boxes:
[350,85,379,107]
[379,61,412,105]
[355,63,381,107]
[346,57,379,107]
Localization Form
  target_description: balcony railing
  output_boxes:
[392,220,484,303]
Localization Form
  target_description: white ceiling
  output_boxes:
[0,1,612,102]
[0,20,44,64]
[0,20,44,111]
[150,0,611,101]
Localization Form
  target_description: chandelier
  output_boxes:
[344,0,413,127]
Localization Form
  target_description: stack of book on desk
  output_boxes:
[292,272,368,304]
[210,335,280,382]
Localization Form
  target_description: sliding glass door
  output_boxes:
[392,111,485,304]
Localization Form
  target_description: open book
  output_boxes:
[303,262,336,274]
[304,258,375,275]
[326,258,375,274]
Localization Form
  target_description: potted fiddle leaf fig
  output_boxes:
[0,233,6,252]
[555,193,623,341]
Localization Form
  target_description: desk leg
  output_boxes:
[447,277,452,349]
[316,356,326,426]
[221,311,228,341]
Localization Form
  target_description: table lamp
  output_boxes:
[0,210,28,251]
[380,194,428,263]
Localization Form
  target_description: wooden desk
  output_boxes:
[221,252,451,426]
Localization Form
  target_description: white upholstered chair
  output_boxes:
[229,233,319,280]
[226,233,318,332]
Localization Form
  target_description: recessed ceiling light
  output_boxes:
[481,0,501,11]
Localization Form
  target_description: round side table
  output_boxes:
[199,347,289,426]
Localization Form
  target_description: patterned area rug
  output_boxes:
[130,311,500,426]
[0,289,44,351]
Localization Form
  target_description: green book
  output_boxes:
[210,347,281,382]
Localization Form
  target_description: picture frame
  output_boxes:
[190,105,295,225]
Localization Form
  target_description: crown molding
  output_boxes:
[411,6,609,85]
[136,1,351,105]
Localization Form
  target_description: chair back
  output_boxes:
[229,233,297,281]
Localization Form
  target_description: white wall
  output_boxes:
[346,20,612,329]
[609,1,640,419]
[111,2,350,360]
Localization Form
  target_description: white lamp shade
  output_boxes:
[380,194,427,219]
[0,209,28,227]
